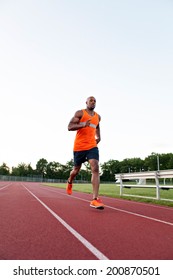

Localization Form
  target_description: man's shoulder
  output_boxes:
[95,111,101,120]
[74,109,84,118]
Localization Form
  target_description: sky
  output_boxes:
[0,0,173,169]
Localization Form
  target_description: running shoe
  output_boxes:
[66,181,72,195]
[90,198,104,209]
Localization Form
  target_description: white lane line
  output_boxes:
[38,186,173,227]
[22,184,109,260]
[0,183,12,191]
[107,205,173,227]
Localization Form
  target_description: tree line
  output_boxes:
[0,152,173,182]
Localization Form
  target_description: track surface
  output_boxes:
[0,181,173,260]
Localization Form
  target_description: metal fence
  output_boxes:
[0,175,67,183]
[115,169,173,202]
[0,175,90,184]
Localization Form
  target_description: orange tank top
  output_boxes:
[73,109,99,151]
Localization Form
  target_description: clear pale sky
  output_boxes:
[0,0,173,169]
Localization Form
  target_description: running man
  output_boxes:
[66,96,104,209]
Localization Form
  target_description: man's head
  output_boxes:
[86,96,96,110]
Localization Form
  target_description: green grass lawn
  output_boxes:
[44,182,173,207]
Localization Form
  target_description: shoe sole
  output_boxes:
[90,204,104,210]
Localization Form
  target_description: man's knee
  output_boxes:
[92,166,99,173]
[72,166,81,175]
[90,160,99,173]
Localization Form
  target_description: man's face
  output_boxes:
[86,97,96,110]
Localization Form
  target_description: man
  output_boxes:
[66,96,104,209]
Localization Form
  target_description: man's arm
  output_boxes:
[68,110,91,131]
[96,115,101,144]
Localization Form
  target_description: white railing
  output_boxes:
[115,170,173,200]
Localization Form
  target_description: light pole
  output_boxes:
[157,155,160,172]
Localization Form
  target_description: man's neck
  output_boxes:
[85,108,95,116]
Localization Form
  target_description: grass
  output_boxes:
[44,182,173,207]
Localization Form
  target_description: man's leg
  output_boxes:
[89,159,100,199]
[89,159,104,209]
[68,165,81,183]
[66,165,81,195]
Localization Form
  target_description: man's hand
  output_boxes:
[83,119,91,127]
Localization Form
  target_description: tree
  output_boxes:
[100,160,120,181]
[2,152,173,181]
[158,153,173,170]
[144,153,160,171]
[120,158,144,173]
[46,161,65,179]
[0,162,10,175]
[11,163,34,176]
[36,158,48,178]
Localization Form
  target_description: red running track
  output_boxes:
[0,181,173,260]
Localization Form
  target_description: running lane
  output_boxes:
[0,182,99,260]
[1,182,173,260]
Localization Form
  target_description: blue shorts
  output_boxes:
[73,147,99,166]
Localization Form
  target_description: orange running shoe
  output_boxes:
[90,198,104,209]
[66,181,72,195]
